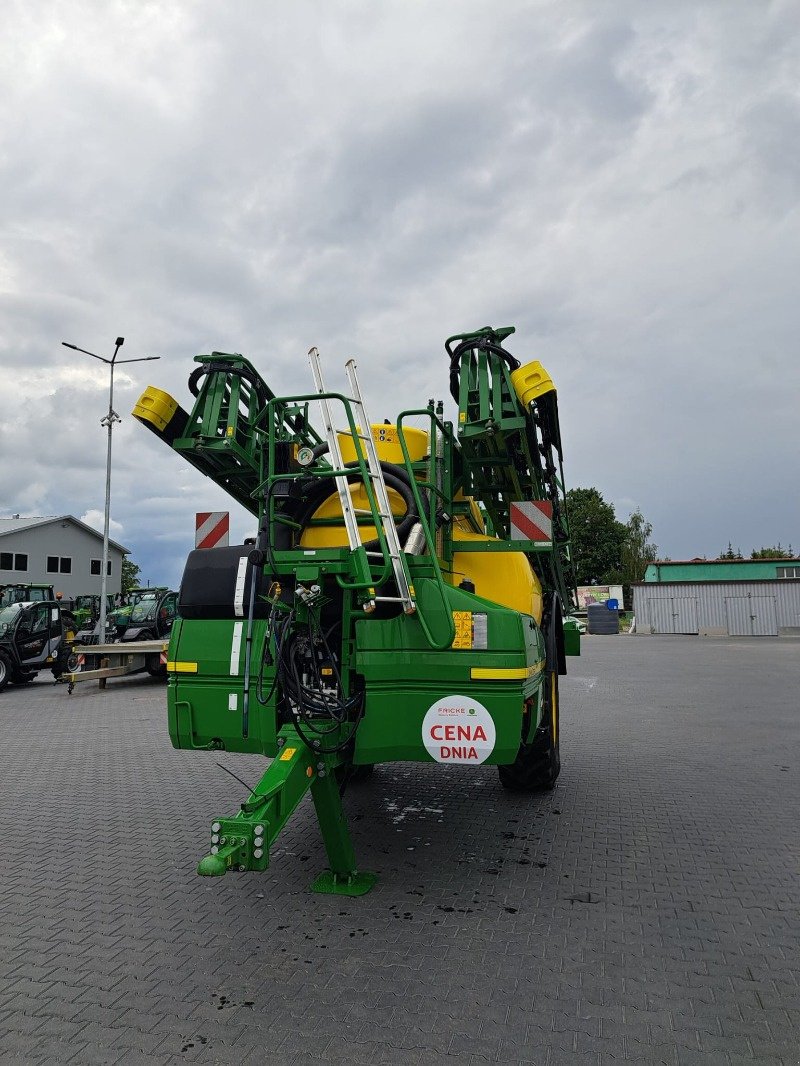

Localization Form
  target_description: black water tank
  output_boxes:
[587,602,619,634]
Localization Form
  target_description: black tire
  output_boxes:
[146,653,166,679]
[52,648,80,679]
[11,671,36,685]
[0,652,11,693]
[349,764,375,783]
[498,605,561,792]
[334,762,375,794]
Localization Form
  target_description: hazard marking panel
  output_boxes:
[422,696,496,765]
[451,611,473,649]
[509,500,553,543]
[195,511,230,549]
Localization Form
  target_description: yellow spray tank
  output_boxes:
[300,424,543,624]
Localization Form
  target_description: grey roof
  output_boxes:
[0,515,130,554]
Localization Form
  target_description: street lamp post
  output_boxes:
[62,337,160,642]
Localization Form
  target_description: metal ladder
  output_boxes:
[308,348,416,614]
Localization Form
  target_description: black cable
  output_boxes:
[216,762,255,795]
[273,608,364,754]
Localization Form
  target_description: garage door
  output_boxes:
[647,597,698,634]
[726,596,778,636]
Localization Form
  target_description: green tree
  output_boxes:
[565,487,626,586]
[750,544,794,559]
[718,543,743,560]
[621,508,658,587]
[121,557,141,596]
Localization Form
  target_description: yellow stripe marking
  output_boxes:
[166,661,198,673]
[470,660,545,680]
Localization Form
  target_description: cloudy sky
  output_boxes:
[1,0,798,586]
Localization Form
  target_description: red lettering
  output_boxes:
[442,745,467,758]
[467,746,477,760]
[473,725,487,742]
[431,725,443,740]
[456,725,469,740]
[444,724,456,740]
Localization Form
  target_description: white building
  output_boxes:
[0,515,129,599]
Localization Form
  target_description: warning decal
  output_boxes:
[509,500,553,543]
[422,696,496,765]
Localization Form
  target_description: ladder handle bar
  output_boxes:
[395,412,456,650]
[261,392,393,589]
[306,361,396,591]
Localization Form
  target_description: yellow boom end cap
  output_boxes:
[132,386,180,432]
[511,360,556,406]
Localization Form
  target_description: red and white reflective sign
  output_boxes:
[422,696,496,764]
[195,511,230,549]
[509,500,553,543]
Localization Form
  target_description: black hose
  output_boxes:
[188,361,273,415]
[447,338,521,403]
[289,461,419,551]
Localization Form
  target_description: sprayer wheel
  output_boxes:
[349,764,375,783]
[498,669,560,792]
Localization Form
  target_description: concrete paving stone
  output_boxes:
[674,1049,734,1066]
[726,1055,786,1066]
[2,637,800,1064]
[0,1031,91,1062]
[696,1031,752,1057]
[546,1049,601,1065]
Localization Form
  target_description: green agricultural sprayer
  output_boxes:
[133,326,578,895]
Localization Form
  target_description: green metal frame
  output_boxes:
[144,327,579,896]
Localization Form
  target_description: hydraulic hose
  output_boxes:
[287,461,419,551]
[188,360,273,415]
[446,338,521,403]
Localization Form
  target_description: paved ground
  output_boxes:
[0,635,798,1065]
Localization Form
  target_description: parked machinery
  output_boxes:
[133,326,578,894]
[0,600,77,689]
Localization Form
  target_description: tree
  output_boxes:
[718,543,743,560]
[750,544,794,559]
[565,487,627,586]
[121,557,141,596]
[621,508,658,587]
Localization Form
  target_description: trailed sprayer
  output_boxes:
[133,326,578,895]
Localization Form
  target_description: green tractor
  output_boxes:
[71,594,115,630]
[109,587,168,638]
[133,326,579,894]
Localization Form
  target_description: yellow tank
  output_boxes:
[299,484,407,549]
[299,432,541,622]
[300,426,425,549]
[449,517,543,623]
[338,424,428,465]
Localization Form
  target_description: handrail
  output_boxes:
[395,410,456,650]
[264,391,396,591]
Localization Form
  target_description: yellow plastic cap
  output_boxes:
[510,360,556,406]
[132,386,180,432]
